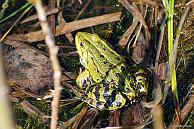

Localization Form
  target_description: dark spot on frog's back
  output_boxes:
[121,66,125,71]
[94,87,100,101]
[116,73,120,77]
[103,61,108,64]
[109,64,113,68]
[102,47,106,51]
[111,90,117,102]
[115,57,120,60]
[102,80,109,87]
[94,85,100,101]
[96,101,102,108]
[125,87,131,92]
[95,85,101,91]
[104,102,110,109]
[120,81,125,86]
[127,75,132,80]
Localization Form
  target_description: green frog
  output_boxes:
[75,32,149,110]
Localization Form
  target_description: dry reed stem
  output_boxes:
[28,0,62,129]
[5,12,121,43]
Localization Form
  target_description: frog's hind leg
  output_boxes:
[83,83,126,110]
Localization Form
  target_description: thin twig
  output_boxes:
[21,7,59,23]
[155,24,165,71]
[60,107,88,129]
[118,0,150,43]
[119,18,138,47]
[28,0,62,129]
[20,100,50,123]
[0,4,33,42]
[57,0,74,44]
[169,5,191,77]
[75,0,92,20]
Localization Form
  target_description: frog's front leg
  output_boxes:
[76,70,94,90]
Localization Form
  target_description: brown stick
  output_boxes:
[5,12,122,43]
[168,94,194,129]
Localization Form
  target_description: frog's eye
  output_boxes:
[100,55,104,58]
[80,42,84,47]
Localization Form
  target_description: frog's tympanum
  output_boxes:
[75,32,149,110]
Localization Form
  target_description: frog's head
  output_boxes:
[75,32,100,56]
[75,32,101,67]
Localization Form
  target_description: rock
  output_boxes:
[4,48,53,93]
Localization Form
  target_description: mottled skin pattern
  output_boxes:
[76,32,149,110]
[4,48,53,93]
